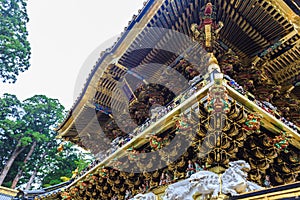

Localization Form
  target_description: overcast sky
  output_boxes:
[1,0,144,109]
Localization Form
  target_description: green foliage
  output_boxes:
[0,93,92,189]
[0,93,22,119]
[42,179,61,188]
[19,136,32,146]
[40,143,91,188]
[2,180,11,188]
[75,156,91,173]
[0,0,31,83]
[0,94,23,169]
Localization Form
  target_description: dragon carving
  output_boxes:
[163,160,263,200]
[129,192,156,200]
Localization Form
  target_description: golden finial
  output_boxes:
[208,53,221,74]
[208,53,218,65]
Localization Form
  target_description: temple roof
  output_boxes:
[56,0,299,146]
[9,1,299,200]
[20,1,300,199]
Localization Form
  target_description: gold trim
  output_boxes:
[0,186,18,197]
[67,82,213,188]
[224,83,300,148]
[66,79,300,188]
[266,0,299,33]
[237,183,300,200]
[152,185,167,195]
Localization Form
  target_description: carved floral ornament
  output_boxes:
[269,131,291,153]
[242,113,263,134]
[149,134,169,151]
[174,114,193,133]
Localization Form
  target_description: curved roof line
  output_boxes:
[56,0,163,134]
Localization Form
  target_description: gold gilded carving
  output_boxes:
[228,101,239,119]
[134,177,141,186]
[281,162,292,174]
[275,172,284,183]
[143,171,151,180]
[289,152,299,163]
[257,159,270,170]
[252,147,265,159]
[235,107,247,123]
[222,117,231,131]
[227,122,239,137]
[152,170,160,179]
[264,148,278,159]
[150,179,159,188]
[178,157,186,168]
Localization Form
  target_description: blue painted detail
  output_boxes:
[94,103,112,115]
[218,40,229,50]
[122,83,135,102]
[259,41,282,57]
[136,0,156,22]
[127,70,145,80]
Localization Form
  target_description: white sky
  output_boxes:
[1,0,144,110]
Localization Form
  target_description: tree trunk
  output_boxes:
[25,168,37,190]
[0,141,25,186]
[11,141,37,189]
[24,145,49,190]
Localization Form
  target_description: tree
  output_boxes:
[0,0,31,83]
[0,94,25,186]
[0,93,92,189]
[0,94,64,187]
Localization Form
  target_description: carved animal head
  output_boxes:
[229,160,251,172]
